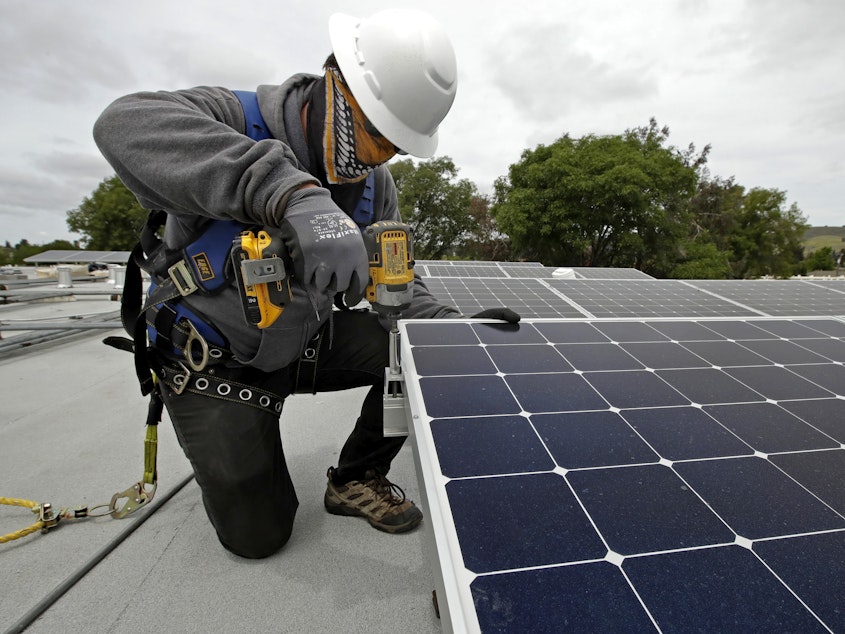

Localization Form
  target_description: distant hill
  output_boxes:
[803,226,845,253]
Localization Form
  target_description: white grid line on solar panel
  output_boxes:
[420,278,587,317]
[400,317,845,633]
[685,279,845,316]
[547,279,766,318]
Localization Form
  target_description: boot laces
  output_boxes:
[364,472,406,507]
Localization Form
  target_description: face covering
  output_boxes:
[319,67,397,184]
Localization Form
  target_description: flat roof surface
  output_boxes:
[0,281,439,633]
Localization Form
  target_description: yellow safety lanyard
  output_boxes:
[1,419,158,543]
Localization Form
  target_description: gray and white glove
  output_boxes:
[279,187,369,304]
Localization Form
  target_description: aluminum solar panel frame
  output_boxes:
[400,316,845,633]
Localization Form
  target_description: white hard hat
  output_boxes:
[329,9,457,158]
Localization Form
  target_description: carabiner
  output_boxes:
[109,481,157,519]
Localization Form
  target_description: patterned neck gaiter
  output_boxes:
[318,68,397,184]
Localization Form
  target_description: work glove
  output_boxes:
[470,308,521,324]
[279,187,369,304]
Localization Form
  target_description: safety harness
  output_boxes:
[114,89,375,400]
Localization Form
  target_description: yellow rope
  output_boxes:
[0,497,45,543]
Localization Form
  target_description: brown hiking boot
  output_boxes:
[324,468,423,533]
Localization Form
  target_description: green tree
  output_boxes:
[7,239,80,265]
[668,240,732,279]
[388,157,475,260]
[804,246,835,272]
[67,175,147,250]
[689,177,808,278]
[461,195,511,261]
[492,119,706,276]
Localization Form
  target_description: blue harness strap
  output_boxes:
[351,172,376,229]
[234,89,375,229]
[233,90,271,141]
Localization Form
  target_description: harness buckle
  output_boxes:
[171,361,192,395]
[168,260,198,297]
[184,321,209,372]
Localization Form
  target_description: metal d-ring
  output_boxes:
[184,321,209,371]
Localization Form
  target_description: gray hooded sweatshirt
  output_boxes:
[93,74,459,371]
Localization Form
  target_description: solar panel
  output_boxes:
[23,250,131,264]
[545,279,764,318]
[568,267,655,280]
[424,264,507,278]
[401,317,845,632]
[419,278,586,318]
[686,279,845,316]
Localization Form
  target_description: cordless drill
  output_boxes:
[361,221,414,426]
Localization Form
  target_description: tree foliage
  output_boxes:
[804,246,836,272]
[388,157,476,260]
[687,176,808,278]
[66,175,147,250]
[492,119,707,276]
[1,239,79,265]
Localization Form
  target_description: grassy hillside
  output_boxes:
[803,226,845,254]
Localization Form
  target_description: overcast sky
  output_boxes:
[1,0,843,245]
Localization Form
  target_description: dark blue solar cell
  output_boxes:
[554,343,643,371]
[485,344,573,373]
[505,372,608,413]
[584,370,689,409]
[624,546,827,633]
[472,562,654,633]
[724,366,835,400]
[532,410,658,469]
[786,363,845,395]
[593,321,669,342]
[404,321,478,346]
[656,368,765,405]
[780,398,845,442]
[419,376,520,418]
[410,345,496,376]
[649,320,726,341]
[754,532,845,633]
[430,416,554,477]
[619,342,710,369]
[470,322,546,344]
[622,406,753,461]
[533,321,610,343]
[770,450,845,515]
[703,402,839,453]
[446,472,606,573]
[679,340,773,367]
[568,464,734,555]
[738,339,830,364]
[674,456,845,539]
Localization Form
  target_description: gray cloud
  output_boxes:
[489,22,658,121]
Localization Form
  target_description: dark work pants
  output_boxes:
[158,310,405,559]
